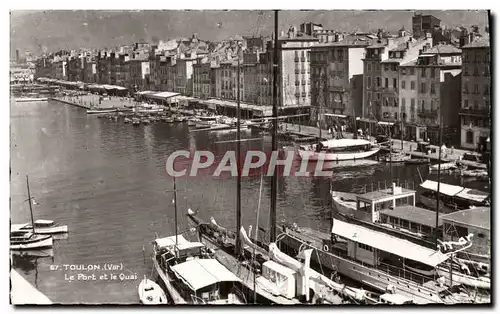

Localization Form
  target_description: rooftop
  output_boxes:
[425,44,462,54]
[358,187,415,202]
[379,205,442,228]
[462,36,491,49]
[441,207,490,230]
[171,259,241,291]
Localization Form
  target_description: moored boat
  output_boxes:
[10,230,53,250]
[15,97,49,102]
[379,152,411,163]
[429,162,457,171]
[18,220,68,234]
[87,108,118,114]
[138,276,169,304]
[298,139,380,161]
[405,158,430,165]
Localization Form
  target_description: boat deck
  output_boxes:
[203,238,302,304]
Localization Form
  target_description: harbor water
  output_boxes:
[10,100,490,304]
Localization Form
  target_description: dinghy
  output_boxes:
[138,276,168,305]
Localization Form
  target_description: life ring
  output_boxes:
[323,244,329,252]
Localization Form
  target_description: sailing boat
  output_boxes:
[297,68,379,161]
[11,176,53,250]
[151,177,245,305]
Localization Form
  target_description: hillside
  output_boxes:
[10,10,489,57]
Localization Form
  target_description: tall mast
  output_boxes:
[235,53,242,256]
[435,116,443,248]
[26,175,36,234]
[173,176,178,249]
[269,9,279,243]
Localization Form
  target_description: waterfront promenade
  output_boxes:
[10,269,52,304]
[53,94,138,110]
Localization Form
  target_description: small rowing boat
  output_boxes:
[138,276,168,305]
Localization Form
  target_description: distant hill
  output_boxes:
[10,10,489,57]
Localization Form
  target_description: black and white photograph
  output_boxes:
[8,7,492,305]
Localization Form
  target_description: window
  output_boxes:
[393,78,397,89]
[367,63,372,72]
[376,92,381,100]
[401,68,407,75]
[421,99,425,110]
[385,78,389,88]
[464,83,469,93]
[401,80,406,89]
[402,98,406,107]
[392,64,398,71]
[474,99,478,109]
[358,243,373,252]
[338,49,344,61]
[478,233,485,239]
[464,99,468,108]
[431,83,435,94]
[466,130,474,144]
[421,68,426,77]
[420,82,426,93]
[377,77,381,87]
[474,84,479,94]
[394,112,398,120]
[384,64,389,71]
[410,68,415,75]
[430,67,435,78]
[484,84,489,95]
[367,76,372,88]
[474,66,479,76]
[484,65,490,76]
[410,81,415,90]
[367,91,372,102]
[411,98,415,108]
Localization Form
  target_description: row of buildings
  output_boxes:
[33,14,490,150]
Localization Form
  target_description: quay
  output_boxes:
[10,269,52,304]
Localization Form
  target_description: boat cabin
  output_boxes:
[354,183,416,223]
[257,260,298,300]
[420,180,490,211]
[378,206,442,241]
[153,235,206,266]
[170,258,243,304]
[331,219,450,286]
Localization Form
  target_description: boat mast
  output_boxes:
[26,175,36,234]
[173,176,178,249]
[435,116,443,248]
[269,9,279,243]
[235,49,242,257]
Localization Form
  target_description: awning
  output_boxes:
[171,259,241,291]
[420,180,464,197]
[378,121,394,126]
[136,90,156,95]
[149,91,181,99]
[331,219,449,267]
[323,113,347,119]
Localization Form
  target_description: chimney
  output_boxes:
[419,49,423,55]
[422,45,427,52]
[406,41,411,50]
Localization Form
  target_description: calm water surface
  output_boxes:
[10,100,490,304]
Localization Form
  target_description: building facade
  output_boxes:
[412,13,442,40]
[399,44,462,144]
[192,62,212,99]
[278,26,318,108]
[310,36,368,126]
[460,36,490,150]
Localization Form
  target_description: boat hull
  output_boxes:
[138,278,168,304]
[15,98,48,102]
[21,225,68,234]
[278,231,446,304]
[419,195,458,214]
[11,236,53,250]
[435,267,490,290]
[87,109,117,114]
[330,191,358,217]
[298,148,380,161]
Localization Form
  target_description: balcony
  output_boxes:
[459,107,490,117]
[417,109,438,118]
